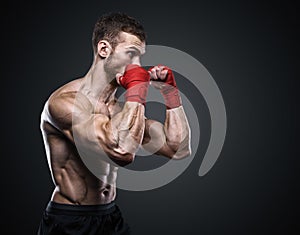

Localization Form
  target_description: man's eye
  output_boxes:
[127,51,136,58]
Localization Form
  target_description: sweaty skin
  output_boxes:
[40,32,191,205]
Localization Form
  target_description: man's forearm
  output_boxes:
[164,106,191,159]
[110,101,145,155]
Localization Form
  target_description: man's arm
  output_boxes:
[142,107,191,159]
[46,65,150,166]
[46,92,145,166]
[142,65,191,159]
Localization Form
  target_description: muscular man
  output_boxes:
[38,12,191,235]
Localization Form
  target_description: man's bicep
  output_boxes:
[72,114,113,151]
[47,93,113,147]
[73,111,136,165]
[142,119,175,158]
[47,93,144,164]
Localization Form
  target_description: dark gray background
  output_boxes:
[1,0,299,234]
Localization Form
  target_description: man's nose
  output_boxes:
[132,57,141,66]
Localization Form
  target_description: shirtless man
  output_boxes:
[37,12,191,235]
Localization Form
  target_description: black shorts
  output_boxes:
[37,201,130,235]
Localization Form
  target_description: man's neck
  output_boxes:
[81,60,118,104]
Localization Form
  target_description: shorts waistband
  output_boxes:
[46,201,116,216]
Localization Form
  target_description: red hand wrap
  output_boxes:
[149,66,182,109]
[119,64,150,105]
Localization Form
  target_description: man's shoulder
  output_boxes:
[41,78,85,128]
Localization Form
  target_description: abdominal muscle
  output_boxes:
[50,140,118,205]
[43,121,118,205]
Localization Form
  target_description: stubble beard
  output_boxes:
[104,53,119,81]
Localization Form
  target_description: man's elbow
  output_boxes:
[168,138,191,160]
[110,152,135,166]
[172,148,191,160]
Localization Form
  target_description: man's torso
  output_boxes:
[41,78,121,205]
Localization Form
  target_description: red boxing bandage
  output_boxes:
[149,66,182,109]
[161,85,182,109]
[119,64,150,105]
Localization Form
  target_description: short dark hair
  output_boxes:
[92,12,146,53]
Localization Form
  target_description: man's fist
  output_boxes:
[148,65,177,88]
[148,65,182,109]
[117,64,150,105]
[118,64,150,89]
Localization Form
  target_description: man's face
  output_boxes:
[104,32,146,77]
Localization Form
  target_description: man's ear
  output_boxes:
[97,40,112,58]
